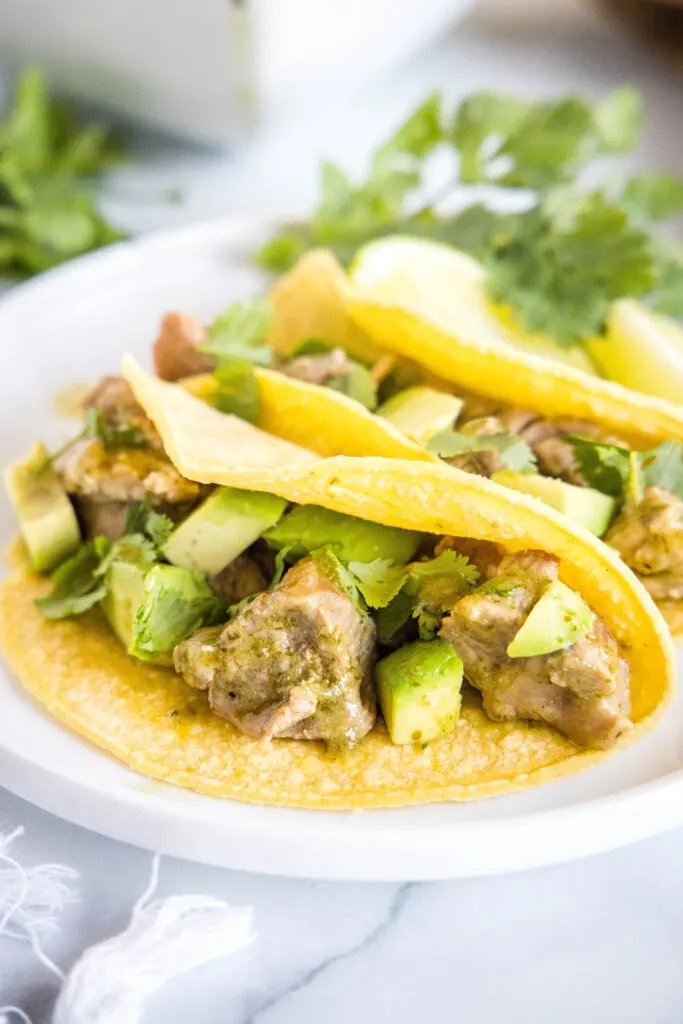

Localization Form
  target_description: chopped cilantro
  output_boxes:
[0,67,127,280]
[565,435,632,497]
[85,408,148,450]
[347,558,408,609]
[202,299,273,366]
[35,537,110,619]
[201,300,273,424]
[427,429,537,473]
[124,496,174,551]
[257,85,683,348]
[374,550,479,643]
[640,440,683,500]
[210,359,260,425]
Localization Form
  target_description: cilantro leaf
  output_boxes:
[326,362,378,410]
[594,86,643,153]
[124,496,174,551]
[639,441,683,500]
[210,359,260,424]
[347,558,408,609]
[256,229,310,273]
[258,93,443,270]
[374,551,479,642]
[35,537,110,619]
[427,429,537,473]
[202,299,273,366]
[375,589,415,644]
[565,435,632,497]
[0,67,127,279]
[85,407,148,450]
[485,195,654,347]
[648,243,683,318]
[621,174,683,222]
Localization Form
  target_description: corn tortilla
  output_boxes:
[0,366,674,809]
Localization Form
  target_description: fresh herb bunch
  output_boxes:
[0,67,127,279]
[258,88,683,348]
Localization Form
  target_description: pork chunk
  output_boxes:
[85,376,161,449]
[174,556,377,747]
[439,550,630,748]
[606,487,683,602]
[57,439,202,539]
[153,312,215,382]
[279,348,354,386]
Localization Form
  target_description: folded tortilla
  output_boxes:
[343,239,683,450]
[0,366,674,809]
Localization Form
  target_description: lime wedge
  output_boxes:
[587,299,683,405]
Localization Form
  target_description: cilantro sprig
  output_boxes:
[202,300,274,425]
[258,86,683,349]
[0,67,127,279]
[567,436,683,502]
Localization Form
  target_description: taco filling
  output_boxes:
[5,371,632,754]
[411,393,683,606]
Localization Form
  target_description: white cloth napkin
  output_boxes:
[0,828,256,1024]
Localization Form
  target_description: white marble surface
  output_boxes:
[3,1,683,1018]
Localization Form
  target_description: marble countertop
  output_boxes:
[3,1,683,1018]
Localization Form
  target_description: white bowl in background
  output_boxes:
[0,0,474,145]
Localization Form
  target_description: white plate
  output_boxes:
[0,218,681,881]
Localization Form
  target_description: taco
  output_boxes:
[269,239,683,633]
[1,360,674,809]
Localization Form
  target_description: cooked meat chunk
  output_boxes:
[279,347,354,386]
[85,376,162,450]
[174,556,377,746]
[58,440,202,507]
[153,312,215,382]
[208,553,268,604]
[439,549,630,748]
[606,486,683,601]
[457,401,614,485]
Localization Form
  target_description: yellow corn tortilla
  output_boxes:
[182,366,430,462]
[0,365,674,809]
[343,241,683,450]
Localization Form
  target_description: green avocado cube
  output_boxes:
[506,580,594,658]
[378,387,463,445]
[492,471,616,537]
[377,638,463,745]
[4,441,81,573]
[263,505,422,565]
[164,487,287,575]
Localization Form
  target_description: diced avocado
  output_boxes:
[506,580,594,659]
[163,487,287,574]
[102,559,147,648]
[376,638,463,745]
[129,564,224,662]
[492,471,616,537]
[264,505,422,565]
[101,540,173,665]
[4,441,80,573]
[378,387,463,445]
